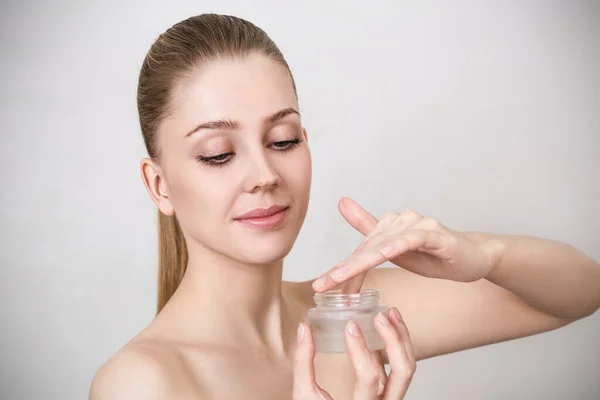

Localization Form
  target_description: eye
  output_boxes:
[270,138,303,151]
[196,152,233,166]
[195,138,303,168]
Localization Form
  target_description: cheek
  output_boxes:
[284,149,312,198]
[167,163,231,223]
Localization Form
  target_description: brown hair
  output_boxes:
[136,14,297,314]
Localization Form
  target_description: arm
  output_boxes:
[364,234,600,361]
[472,232,600,319]
[312,199,600,362]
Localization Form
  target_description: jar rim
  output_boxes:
[314,288,380,301]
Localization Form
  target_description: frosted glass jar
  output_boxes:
[308,289,387,353]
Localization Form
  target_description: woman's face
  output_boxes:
[147,54,312,265]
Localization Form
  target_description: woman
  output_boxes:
[90,13,600,399]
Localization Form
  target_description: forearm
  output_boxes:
[465,232,600,320]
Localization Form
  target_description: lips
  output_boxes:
[233,205,290,229]
[234,205,289,220]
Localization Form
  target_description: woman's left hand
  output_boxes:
[312,198,507,293]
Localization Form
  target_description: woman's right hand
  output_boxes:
[292,307,416,400]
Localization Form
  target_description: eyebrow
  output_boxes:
[185,107,300,138]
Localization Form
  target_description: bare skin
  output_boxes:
[90,51,600,399]
[90,54,418,399]
[90,277,416,400]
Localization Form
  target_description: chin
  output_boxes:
[224,204,307,266]
[230,230,297,266]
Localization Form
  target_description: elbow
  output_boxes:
[577,300,600,320]
[564,290,600,321]
[571,257,600,320]
[586,286,600,319]
[585,260,600,318]
[549,290,600,322]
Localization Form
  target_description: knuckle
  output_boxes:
[410,360,417,374]
[401,209,420,219]
[400,361,417,379]
[382,211,400,222]
[400,209,422,222]
[421,216,441,229]
[402,231,419,246]
[355,241,369,253]
[357,370,381,389]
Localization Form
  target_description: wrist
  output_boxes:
[463,231,507,281]
[483,238,507,281]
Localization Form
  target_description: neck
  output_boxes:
[162,243,300,357]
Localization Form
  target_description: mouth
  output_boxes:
[234,205,290,229]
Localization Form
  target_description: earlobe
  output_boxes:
[158,197,175,216]
[140,157,175,216]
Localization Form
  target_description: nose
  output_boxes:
[243,150,281,192]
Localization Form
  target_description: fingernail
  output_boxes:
[377,311,390,326]
[313,276,329,290]
[347,320,361,336]
[381,244,395,256]
[392,307,403,322]
[330,265,347,281]
[297,323,305,343]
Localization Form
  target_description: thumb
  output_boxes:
[292,323,334,400]
[338,197,378,236]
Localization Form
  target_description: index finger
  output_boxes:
[339,197,379,236]
[312,244,389,292]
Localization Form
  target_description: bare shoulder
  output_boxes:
[89,339,195,400]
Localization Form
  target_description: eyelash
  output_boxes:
[196,138,304,167]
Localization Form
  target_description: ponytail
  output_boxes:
[156,210,188,314]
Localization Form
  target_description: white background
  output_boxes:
[1,1,599,399]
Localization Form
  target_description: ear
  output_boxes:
[140,157,175,216]
[302,127,308,142]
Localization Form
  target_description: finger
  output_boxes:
[338,213,400,293]
[292,323,320,399]
[372,310,415,399]
[323,211,424,293]
[371,350,388,397]
[314,247,390,292]
[379,229,450,260]
[411,216,447,232]
[338,197,379,236]
[313,212,431,293]
[344,320,381,400]
[338,274,368,295]
[388,308,415,367]
[317,223,422,291]
[351,213,422,260]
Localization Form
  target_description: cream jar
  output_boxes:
[307,289,387,353]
